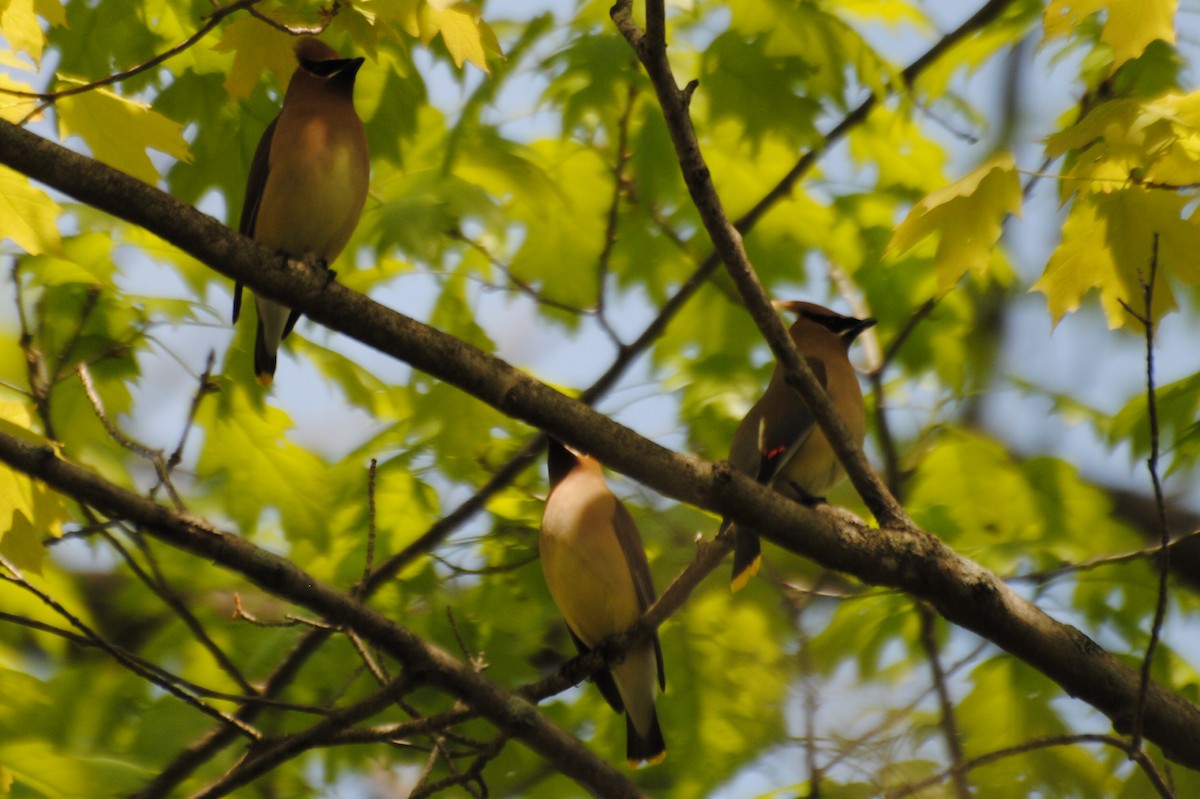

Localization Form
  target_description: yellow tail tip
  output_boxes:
[628,751,666,769]
[255,373,274,388]
[730,555,762,593]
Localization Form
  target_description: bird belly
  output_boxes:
[540,505,641,648]
[255,118,368,262]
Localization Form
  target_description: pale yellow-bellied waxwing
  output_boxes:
[726,301,876,592]
[231,36,370,386]
[541,439,667,767]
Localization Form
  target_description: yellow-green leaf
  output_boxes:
[196,383,337,546]
[211,18,294,101]
[0,165,62,256]
[0,73,39,123]
[58,85,193,184]
[374,0,421,38]
[887,153,1021,290]
[0,399,68,575]
[0,0,46,64]
[1034,188,1200,325]
[419,1,503,75]
[31,0,64,27]
[1043,0,1177,72]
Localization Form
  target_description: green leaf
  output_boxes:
[0,400,68,574]
[700,31,821,150]
[1109,371,1200,473]
[1044,0,1177,72]
[907,428,1042,571]
[0,166,62,256]
[419,1,503,75]
[57,84,192,183]
[1034,187,1200,326]
[195,381,337,546]
[0,740,149,798]
[210,17,294,102]
[887,153,1021,291]
[0,0,49,64]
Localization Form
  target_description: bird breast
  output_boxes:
[541,482,641,647]
[254,102,369,261]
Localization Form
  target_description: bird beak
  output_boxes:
[843,316,877,343]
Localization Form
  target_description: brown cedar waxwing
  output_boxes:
[726,301,876,592]
[541,439,667,767]
[231,37,370,386]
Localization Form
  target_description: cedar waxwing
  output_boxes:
[231,36,370,386]
[540,439,667,767]
[726,301,876,592]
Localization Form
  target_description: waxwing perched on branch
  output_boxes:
[541,439,667,767]
[726,302,876,591]
[232,37,370,386]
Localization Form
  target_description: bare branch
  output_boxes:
[1130,235,1173,754]
[0,553,261,740]
[918,603,972,799]
[3,115,1200,771]
[610,0,907,528]
[9,0,267,124]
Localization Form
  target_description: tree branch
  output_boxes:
[3,116,1200,769]
[0,434,644,798]
[610,0,906,527]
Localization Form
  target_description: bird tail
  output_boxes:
[254,318,277,387]
[729,523,762,593]
[625,709,666,768]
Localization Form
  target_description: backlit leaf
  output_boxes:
[58,85,192,183]
[0,166,62,256]
[419,1,503,75]
[887,153,1021,291]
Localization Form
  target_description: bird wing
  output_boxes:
[233,115,279,323]
[611,500,666,691]
[755,356,827,487]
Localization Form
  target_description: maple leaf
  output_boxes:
[887,153,1021,291]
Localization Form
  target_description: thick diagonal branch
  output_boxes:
[2,120,1200,769]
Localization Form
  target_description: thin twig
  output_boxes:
[918,603,972,799]
[186,676,414,799]
[51,285,102,384]
[1126,235,1172,753]
[410,732,507,799]
[110,522,258,694]
[77,362,186,510]
[593,81,640,344]
[449,228,597,318]
[867,297,940,496]
[355,458,378,597]
[1010,531,1200,585]
[0,554,261,740]
[246,0,340,35]
[12,0,267,125]
[347,629,392,685]
[12,259,56,440]
[165,350,218,472]
[886,733,1175,799]
[817,640,991,776]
